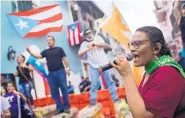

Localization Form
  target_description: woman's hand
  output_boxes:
[13,72,18,76]
[13,90,27,102]
[13,90,20,96]
[110,54,133,77]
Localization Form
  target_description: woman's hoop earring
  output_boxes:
[155,55,158,59]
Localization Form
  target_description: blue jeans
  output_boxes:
[89,66,118,104]
[19,82,34,105]
[48,68,70,112]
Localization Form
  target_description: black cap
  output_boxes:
[83,29,92,36]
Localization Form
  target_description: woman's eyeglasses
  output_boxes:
[128,40,150,49]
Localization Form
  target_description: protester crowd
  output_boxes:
[171,0,185,71]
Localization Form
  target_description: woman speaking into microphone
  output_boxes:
[110,26,185,118]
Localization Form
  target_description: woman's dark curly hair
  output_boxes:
[136,26,171,57]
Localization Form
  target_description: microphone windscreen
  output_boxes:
[125,53,133,61]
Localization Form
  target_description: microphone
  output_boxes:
[99,53,133,72]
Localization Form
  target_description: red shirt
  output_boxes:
[139,66,185,118]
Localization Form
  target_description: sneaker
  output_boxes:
[55,109,64,115]
[114,98,121,103]
[64,109,70,114]
[88,103,96,107]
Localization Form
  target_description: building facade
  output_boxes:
[1,0,104,74]
[1,0,105,97]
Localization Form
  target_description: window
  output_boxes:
[11,0,40,12]
[71,6,78,22]
[18,1,33,12]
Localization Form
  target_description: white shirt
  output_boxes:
[79,36,109,68]
[0,96,10,113]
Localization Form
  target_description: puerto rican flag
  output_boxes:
[22,45,51,96]
[7,4,63,38]
[67,21,81,46]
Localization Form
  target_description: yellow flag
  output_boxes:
[101,5,131,48]
[101,5,143,85]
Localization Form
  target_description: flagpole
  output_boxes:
[15,77,22,118]
[93,15,107,39]
[31,71,38,99]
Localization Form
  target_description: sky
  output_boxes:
[93,0,160,33]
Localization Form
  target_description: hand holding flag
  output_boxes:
[26,48,30,53]
[87,43,94,50]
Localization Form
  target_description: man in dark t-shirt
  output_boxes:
[27,36,70,114]
[67,81,74,94]
[79,77,91,93]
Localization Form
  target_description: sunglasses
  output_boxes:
[128,40,150,49]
